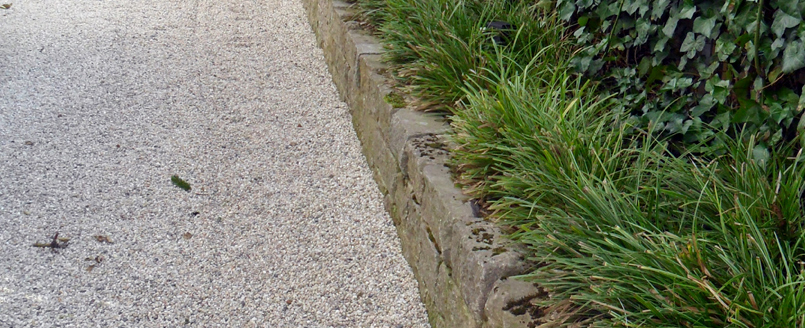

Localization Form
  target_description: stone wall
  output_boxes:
[300,0,550,326]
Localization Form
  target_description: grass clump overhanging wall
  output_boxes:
[359,0,571,110]
[456,58,805,326]
[355,0,805,326]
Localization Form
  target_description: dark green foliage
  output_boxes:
[355,0,805,325]
[560,0,805,153]
[171,175,191,191]
[453,59,805,326]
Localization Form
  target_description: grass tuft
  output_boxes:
[373,0,571,111]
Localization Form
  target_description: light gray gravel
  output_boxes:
[0,0,429,326]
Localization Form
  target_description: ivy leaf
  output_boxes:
[677,56,689,70]
[654,35,669,52]
[733,5,755,34]
[578,15,589,26]
[652,0,670,19]
[680,32,705,57]
[771,37,785,52]
[638,57,652,77]
[752,144,770,168]
[680,119,695,135]
[798,85,805,112]
[706,78,730,104]
[596,1,619,18]
[572,54,594,72]
[626,0,649,15]
[733,98,761,123]
[746,40,758,61]
[767,99,789,124]
[734,75,754,100]
[697,61,720,79]
[691,94,716,116]
[558,1,576,21]
[772,10,801,38]
[719,0,732,14]
[715,35,737,61]
[635,18,651,45]
[753,76,765,98]
[798,110,805,149]
[662,76,693,91]
[662,16,679,37]
[783,40,805,73]
[768,66,784,83]
[574,26,587,37]
[576,0,594,8]
[713,111,731,131]
[678,1,696,19]
[646,65,667,88]
[774,87,800,105]
[638,1,650,16]
[745,19,768,35]
[776,0,802,19]
[693,15,717,38]
[652,48,669,65]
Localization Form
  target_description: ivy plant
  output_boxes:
[558,0,805,153]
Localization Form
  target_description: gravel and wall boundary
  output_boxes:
[301,0,550,326]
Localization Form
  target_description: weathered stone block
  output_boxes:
[484,278,549,328]
[433,262,475,328]
[448,219,530,323]
[356,55,396,150]
[388,108,449,164]
[403,137,473,246]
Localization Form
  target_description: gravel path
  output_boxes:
[0,0,429,326]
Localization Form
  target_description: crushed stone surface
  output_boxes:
[0,0,429,326]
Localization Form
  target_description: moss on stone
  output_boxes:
[383,92,406,108]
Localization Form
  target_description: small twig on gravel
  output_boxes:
[32,232,69,250]
[84,255,104,272]
[94,235,113,244]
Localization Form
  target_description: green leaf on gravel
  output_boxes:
[171,175,192,191]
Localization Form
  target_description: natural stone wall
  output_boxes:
[301,0,550,326]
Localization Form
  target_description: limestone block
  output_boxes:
[448,218,530,324]
[484,278,549,328]
[388,108,449,164]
